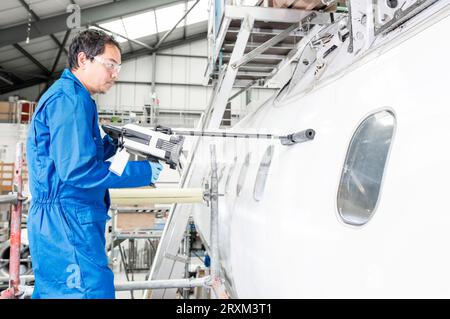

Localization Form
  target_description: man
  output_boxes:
[26,29,162,298]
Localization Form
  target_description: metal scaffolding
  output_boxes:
[0,143,29,299]
[114,145,227,298]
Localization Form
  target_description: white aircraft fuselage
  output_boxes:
[186,2,450,298]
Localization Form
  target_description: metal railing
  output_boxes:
[98,108,205,129]
[0,100,36,124]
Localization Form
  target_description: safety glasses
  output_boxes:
[93,56,121,73]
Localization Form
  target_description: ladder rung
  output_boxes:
[223,42,296,50]
[222,53,285,61]
[227,26,305,37]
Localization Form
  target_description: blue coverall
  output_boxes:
[26,68,152,298]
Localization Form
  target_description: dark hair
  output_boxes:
[68,29,122,70]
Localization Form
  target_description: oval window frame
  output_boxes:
[336,109,396,226]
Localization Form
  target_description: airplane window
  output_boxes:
[236,153,251,196]
[254,145,274,201]
[337,110,395,226]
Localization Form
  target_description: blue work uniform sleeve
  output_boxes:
[102,134,117,160]
[47,93,152,189]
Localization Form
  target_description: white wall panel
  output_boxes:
[156,85,172,109]
[188,58,205,83]
[171,57,187,83]
[135,56,153,82]
[155,55,173,83]
[189,39,207,55]
[134,84,151,107]
[118,59,137,81]
[119,83,135,108]
[162,42,191,55]
[170,86,187,109]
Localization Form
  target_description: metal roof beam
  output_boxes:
[51,30,71,74]
[0,74,14,86]
[13,44,51,76]
[17,0,69,56]
[0,65,24,84]
[0,77,44,94]
[121,32,207,60]
[0,68,49,80]
[0,31,207,95]
[93,24,154,51]
[0,0,183,48]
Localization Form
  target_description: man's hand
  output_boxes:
[149,161,163,184]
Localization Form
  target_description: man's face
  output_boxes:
[84,44,121,94]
